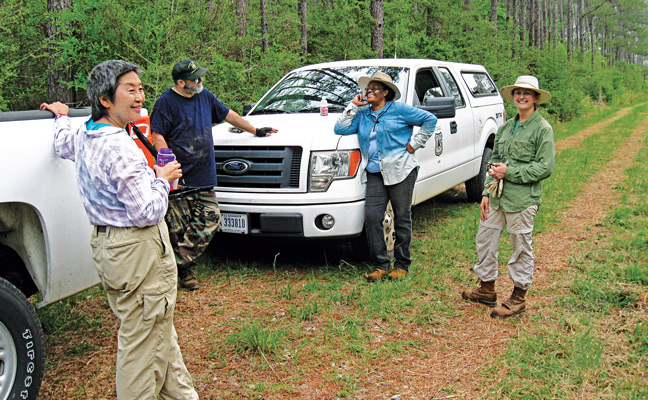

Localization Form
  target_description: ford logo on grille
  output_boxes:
[223,159,250,175]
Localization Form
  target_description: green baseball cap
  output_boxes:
[172,59,208,81]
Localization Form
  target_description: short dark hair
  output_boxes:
[385,87,396,102]
[87,60,143,121]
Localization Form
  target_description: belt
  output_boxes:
[169,186,212,198]
[97,225,107,233]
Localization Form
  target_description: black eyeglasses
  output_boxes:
[365,86,384,93]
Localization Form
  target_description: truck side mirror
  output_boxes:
[416,96,456,119]
[242,103,255,115]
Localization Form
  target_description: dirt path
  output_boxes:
[38,107,646,399]
[555,106,632,152]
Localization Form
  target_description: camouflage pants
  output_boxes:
[165,188,221,278]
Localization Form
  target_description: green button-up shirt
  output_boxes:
[484,110,555,212]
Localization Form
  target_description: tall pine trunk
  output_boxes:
[299,0,307,59]
[47,0,73,104]
[567,0,573,61]
[236,0,247,62]
[261,0,268,52]
[370,0,384,58]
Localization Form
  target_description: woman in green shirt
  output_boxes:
[461,75,555,318]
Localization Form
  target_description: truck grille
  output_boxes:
[214,146,302,189]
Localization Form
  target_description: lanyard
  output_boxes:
[370,101,394,132]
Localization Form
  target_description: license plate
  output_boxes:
[219,213,248,234]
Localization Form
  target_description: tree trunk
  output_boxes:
[519,0,526,44]
[529,0,535,47]
[553,0,559,49]
[299,0,307,59]
[535,0,541,47]
[567,0,573,60]
[589,14,595,68]
[426,5,441,39]
[261,0,268,52]
[578,0,585,56]
[236,0,247,62]
[370,0,384,58]
[491,0,497,27]
[47,0,73,104]
[512,0,518,58]
[506,0,511,25]
[544,0,550,48]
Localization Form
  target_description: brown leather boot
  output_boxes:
[491,286,527,318]
[362,269,387,282]
[461,280,497,307]
[388,268,408,280]
[179,272,200,291]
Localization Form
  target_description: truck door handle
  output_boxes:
[450,121,457,134]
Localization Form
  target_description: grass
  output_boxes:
[39,103,648,399]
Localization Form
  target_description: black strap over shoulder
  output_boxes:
[128,122,158,159]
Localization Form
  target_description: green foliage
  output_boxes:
[1,0,646,117]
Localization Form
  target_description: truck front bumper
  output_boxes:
[216,200,366,238]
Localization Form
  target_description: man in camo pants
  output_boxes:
[151,59,275,290]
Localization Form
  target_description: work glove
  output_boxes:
[485,179,503,197]
[255,127,273,137]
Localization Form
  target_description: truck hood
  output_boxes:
[211,112,360,151]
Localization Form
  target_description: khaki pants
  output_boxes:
[90,222,199,400]
[474,205,538,290]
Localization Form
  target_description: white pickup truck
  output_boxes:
[213,59,505,250]
[0,108,98,400]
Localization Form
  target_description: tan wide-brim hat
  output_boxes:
[358,71,401,101]
[500,75,551,104]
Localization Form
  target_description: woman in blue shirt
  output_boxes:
[335,72,437,281]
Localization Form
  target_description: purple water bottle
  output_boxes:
[157,148,179,190]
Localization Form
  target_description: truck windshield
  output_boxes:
[249,66,409,115]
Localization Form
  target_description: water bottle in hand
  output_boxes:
[157,148,179,190]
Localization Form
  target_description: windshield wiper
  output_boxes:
[249,109,289,115]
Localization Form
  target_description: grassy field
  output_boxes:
[37,103,648,399]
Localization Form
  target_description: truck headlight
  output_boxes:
[309,150,361,192]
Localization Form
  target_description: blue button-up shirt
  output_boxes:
[334,101,437,185]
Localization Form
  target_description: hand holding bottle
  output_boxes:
[154,160,182,186]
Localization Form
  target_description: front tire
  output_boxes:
[465,147,493,203]
[0,277,45,400]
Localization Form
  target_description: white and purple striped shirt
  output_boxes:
[54,116,170,228]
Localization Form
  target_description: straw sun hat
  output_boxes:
[358,71,401,101]
[500,75,551,104]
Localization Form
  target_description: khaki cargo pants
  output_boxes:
[473,205,538,290]
[90,222,199,399]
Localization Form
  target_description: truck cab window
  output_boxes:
[414,69,444,106]
[438,67,466,108]
[461,71,499,97]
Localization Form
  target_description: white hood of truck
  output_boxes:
[211,112,360,151]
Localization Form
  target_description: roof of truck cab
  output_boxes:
[291,58,490,73]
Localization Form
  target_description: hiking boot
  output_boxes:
[461,280,497,307]
[362,269,387,282]
[388,268,408,280]
[179,273,200,291]
[491,287,527,318]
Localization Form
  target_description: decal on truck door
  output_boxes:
[435,127,443,156]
